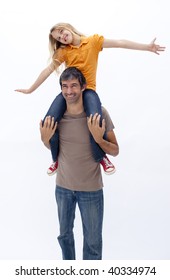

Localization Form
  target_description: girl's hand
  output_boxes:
[149,38,166,55]
[14,88,32,94]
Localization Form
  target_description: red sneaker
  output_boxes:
[100,155,116,175]
[47,161,58,176]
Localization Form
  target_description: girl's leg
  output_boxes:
[43,93,66,162]
[83,89,116,175]
[83,89,105,162]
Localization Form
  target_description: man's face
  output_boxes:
[61,78,84,104]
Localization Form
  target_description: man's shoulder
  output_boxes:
[101,106,109,116]
[101,106,114,130]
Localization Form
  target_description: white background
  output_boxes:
[0,0,170,260]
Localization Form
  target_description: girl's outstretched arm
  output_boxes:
[103,37,165,55]
[15,61,59,94]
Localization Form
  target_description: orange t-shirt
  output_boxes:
[53,34,104,91]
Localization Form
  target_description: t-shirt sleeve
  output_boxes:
[102,106,115,132]
[92,34,104,51]
[53,48,65,65]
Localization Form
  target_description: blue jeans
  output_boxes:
[43,89,105,162]
[55,186,104,260]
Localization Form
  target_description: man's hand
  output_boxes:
[87,113,105,144]
[39,116,57,149]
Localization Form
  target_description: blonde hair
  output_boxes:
[49,23,85,64]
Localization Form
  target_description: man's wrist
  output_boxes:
[42,139,51,149]
[96,137,105,145]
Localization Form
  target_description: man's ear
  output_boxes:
[82,84,87,92]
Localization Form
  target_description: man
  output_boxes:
[40,67,119,260]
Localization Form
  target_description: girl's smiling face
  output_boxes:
[51,28,73,45]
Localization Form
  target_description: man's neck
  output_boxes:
[66,103,84,115]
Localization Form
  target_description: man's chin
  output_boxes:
[66,97,77,103]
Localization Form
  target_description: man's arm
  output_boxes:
[87,113,119,157]
[39,116,57,149]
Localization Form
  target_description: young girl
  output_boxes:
[15,22,165,176]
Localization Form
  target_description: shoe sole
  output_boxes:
[104,168,116,175]
[47,170,57,176]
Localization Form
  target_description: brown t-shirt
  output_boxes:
[56,107,114,191]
